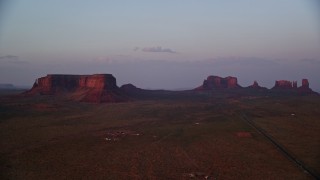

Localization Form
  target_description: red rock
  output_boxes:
[301,79,309,88]
[271,78,317,95]
[225,76,239,88]
[249,81,260,88]
[297,79,316,95]
[246,81,268,91]
[293,81,297,88]
[25,74,126,103]
[272,80,293,89]
[196,75,241,90]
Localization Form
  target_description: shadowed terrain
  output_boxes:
[0,88,319,179]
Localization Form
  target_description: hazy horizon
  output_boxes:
[1,0,319,91]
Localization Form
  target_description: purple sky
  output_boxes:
[0,0,319,91]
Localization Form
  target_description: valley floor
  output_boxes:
[0,91,319,179]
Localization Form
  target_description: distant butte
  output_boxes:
[25,74,127,103]
[297,79,316,95]
[195,75,241,90]
[247,81,267,89]
[120,83,142,93]
[195,75,317,95]
[271,79,317,95]
[272,80,295,89]
[24,74,318,102]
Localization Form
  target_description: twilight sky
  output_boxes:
[0,0,319,90]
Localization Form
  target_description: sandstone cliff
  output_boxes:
[297,79,316,95]
[271,79,317,95]
[272,80,295,89]
[195,75,241,90]
[25,74,126,103]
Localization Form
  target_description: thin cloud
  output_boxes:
[133,47,140,51]
[0,55,28,64]
[141,46,176,53]
[0,55,19,60]
[300,58,320,64]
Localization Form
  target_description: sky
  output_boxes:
[0,0,319,90]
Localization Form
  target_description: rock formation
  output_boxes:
[25,74,127,103]
[272,80,294,89]
[293,81,297,88]
[194,75,317,95]
[301,79,309,88]
[24,74,318,101]
[246,81,268,90]
[196,76,241,90]
[271,79,317,95]
[297,79,316,95]
[248,81,259,88]
[120,84,141,93]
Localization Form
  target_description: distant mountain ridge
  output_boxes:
[195,75,317,95]
[0,84,15,89]
[23,74,318,103]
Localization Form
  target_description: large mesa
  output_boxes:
[25,74,127,103]
[195,75,241,90]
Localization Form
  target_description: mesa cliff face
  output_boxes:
[196,76,241,90]
[26,74,126,103]
[25,74,318,102]
[297,79,315,94]
[271,79,316,95]
[194,75,317,95]
[272,80,297,89]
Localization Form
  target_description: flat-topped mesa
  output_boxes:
[25,74,126,103]
[29,74,117,93]
[78,74,118,90]
[272,80,294,89]
[196,75,241,90]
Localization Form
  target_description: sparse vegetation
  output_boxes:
[0,90,319,179]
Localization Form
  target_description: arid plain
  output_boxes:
[0,74,319,179]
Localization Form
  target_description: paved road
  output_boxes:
[240,112,320,180]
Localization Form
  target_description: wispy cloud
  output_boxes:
[0,55,19,60]
[300,58,320,64]
[141,46,176,53]
[0,55,28,64]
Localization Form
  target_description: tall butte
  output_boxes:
[25,74,127,103]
